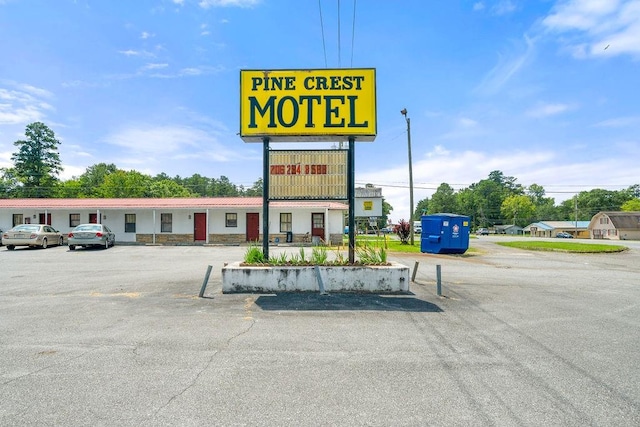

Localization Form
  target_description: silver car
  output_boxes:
[68,224,116,250]
[2,224,64,250]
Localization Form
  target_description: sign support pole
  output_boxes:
[348,137,356,264]
[263,137,270,260]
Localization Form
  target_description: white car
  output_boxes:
[68,224,116,250]
[2,224,64,250]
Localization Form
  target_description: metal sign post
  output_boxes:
[348,137,355,263]
[263,137,270,260]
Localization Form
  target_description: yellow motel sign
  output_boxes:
[240,68,376,142]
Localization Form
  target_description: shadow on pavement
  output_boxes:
[255,293,442,312]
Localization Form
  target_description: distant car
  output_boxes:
[556,232,574,238]
[476,228,489,235]
[381,227,393,234]
[68,224,116,250]
[414,226,422,234]
[2,224,64,250]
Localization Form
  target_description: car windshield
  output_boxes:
[13,225,40,232]
[75,225,101,232]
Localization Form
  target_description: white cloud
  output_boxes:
[475,35,536,94]
[493,0,517,15]
[594,116,640,127]
[526,103,571,118]
[0,84,54,125]
[458,117,478,128]
[104,123,238,159]
[118,49,155,57]
[542,0,640,58]
[148,65,224,78]
[172,0,185,5]
[141,63,169,71]
[474,2,485,11]
[140,31,154,39]
[198,0,260,8]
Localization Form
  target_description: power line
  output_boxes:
[337,0,341,68]
[350,0,357,67]
[318,0,328,67]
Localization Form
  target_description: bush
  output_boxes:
[395,219,411,244]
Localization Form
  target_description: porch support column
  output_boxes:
[206,208,210,244]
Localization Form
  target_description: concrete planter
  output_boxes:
[222,262,410,294]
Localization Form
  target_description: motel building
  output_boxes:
[0,197,347,246]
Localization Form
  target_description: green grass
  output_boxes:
[340,234,479,255]
[496,241,627,253]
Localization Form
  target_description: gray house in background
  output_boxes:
[589,211,640,240]
[494,224,523,235]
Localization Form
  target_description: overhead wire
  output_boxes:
[318,0,357,68]
[337,0,341,68]
[350,0,357,67]
[318,0,328,67]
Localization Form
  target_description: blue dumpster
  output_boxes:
[420,214,470,254]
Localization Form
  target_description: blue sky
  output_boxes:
[1,0,639,221]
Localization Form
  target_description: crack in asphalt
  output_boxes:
[152,319,256,418]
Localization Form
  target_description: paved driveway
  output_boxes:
[1,239,639,426]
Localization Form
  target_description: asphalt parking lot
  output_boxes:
[1,238,640,426]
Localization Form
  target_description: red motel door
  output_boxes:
[194,213,206,241]
[38,213,52,225]
[311,213,325,238]
[246,213,260,242]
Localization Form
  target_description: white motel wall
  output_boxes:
[0,198,348,246]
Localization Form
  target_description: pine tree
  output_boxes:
[11,122,63,198]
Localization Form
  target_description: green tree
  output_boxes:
[427,183,457,214]
[414,198,429,219]
[54,179,83,198]
[95,170,152,198]
[0,168,19,198]
[558,189,632,220]
[148,179,196,198]
[11,122,63,197]
[180,174,213,196]
[526,183,559,221]
[79,163,118,197]
[377,199,393,229]
[212,176,239,196]
[244,178,263,196]
[621,198,640,211]
[501,195,535,227]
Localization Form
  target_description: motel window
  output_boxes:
[280,213,292,232]
[226,213,237,227]
[161,213,172,232]
[13,214,24,227]
[69,214,81,227]
[125,214,136,233]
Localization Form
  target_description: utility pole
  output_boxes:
[401,108,415,246]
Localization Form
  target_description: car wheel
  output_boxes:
[104,240,109,249]
[69,245,76,251]
[7,245,15,250]
[42,238,48,249]
[58,237,64,246]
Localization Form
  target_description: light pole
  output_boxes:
[401,108,415,246]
